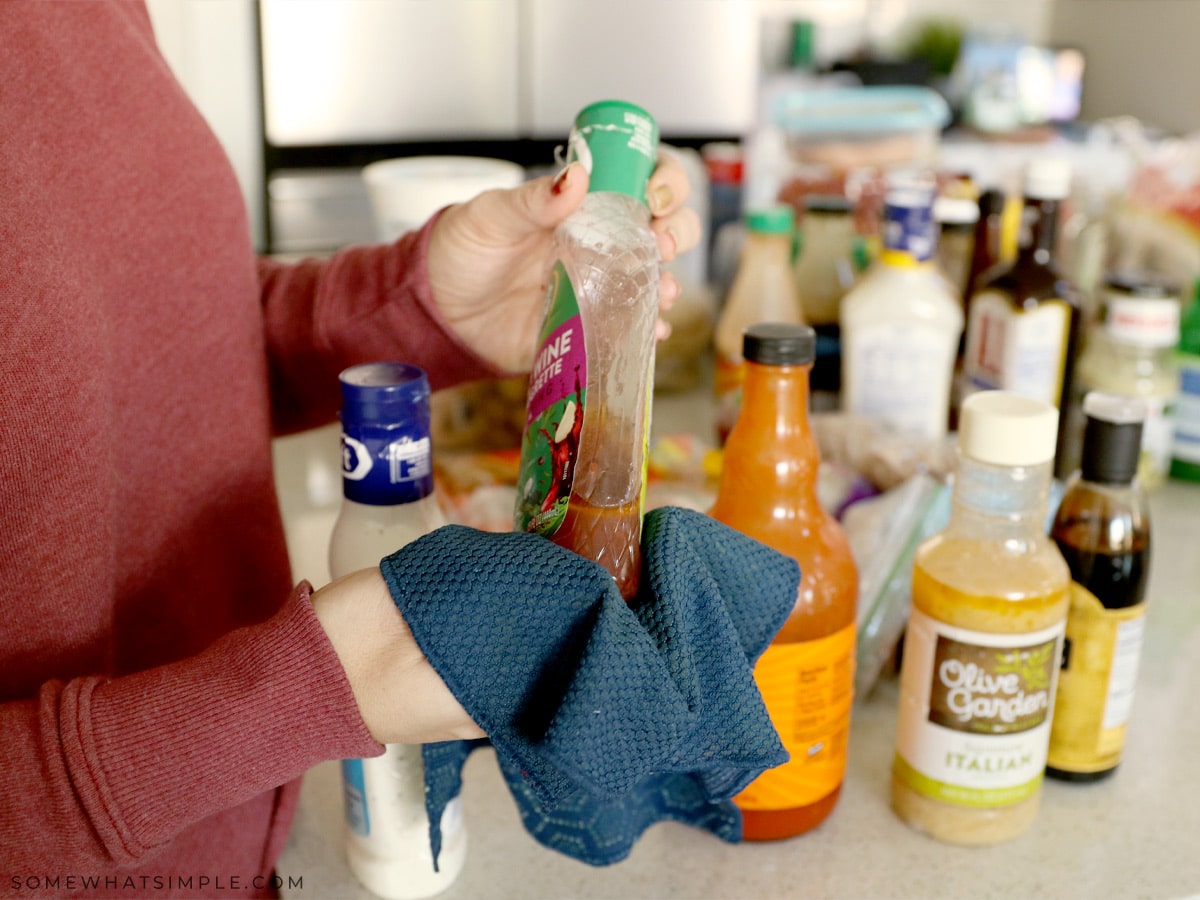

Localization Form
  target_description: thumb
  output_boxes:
[488,161,589,238]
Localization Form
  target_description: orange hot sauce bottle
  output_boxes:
[709,322,858,840]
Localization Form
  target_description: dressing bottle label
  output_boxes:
[736,624,855,810]
[1047,586,1146,773]
[894,610,1063,808]
[515,260,588,536]
[843,321,956,440]
[962,292,1070,406]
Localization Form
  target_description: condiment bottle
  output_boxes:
[1074,273,1181,490]
[513,100,661,601]
[1170,278,1200,482]
[840,176,963,443]
[792,194,858,402]
[892,391,1069,846]
[329,362,465,899]
[1047,392,1151,781]
[709,322,858,840]
[960,159,1084,479]
[934,194,978,302]
[713,204,803,444]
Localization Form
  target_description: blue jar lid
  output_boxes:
[339,361,430,426]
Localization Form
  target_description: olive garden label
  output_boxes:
[894,609,1064,808]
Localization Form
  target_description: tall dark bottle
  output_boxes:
[960,159,1084,479]
[1047,392,1152,781]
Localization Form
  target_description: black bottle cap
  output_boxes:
[1079,392,1146,485]
[743,322,817,366]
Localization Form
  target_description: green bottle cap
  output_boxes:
[566,100,659,205]
[745,204,796,234]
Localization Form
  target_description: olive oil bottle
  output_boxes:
[1047,392,1152,781]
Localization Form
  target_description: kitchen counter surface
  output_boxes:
[273,394,1200,900]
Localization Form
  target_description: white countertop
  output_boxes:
[272,395,1200,900]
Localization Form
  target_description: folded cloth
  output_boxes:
[378,506,800,867]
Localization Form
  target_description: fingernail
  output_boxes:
[649,183,674,214]
[551,163,574,196]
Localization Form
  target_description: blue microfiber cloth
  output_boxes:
[378,506,799,867]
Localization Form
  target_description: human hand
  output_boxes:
[311,568,486,745]
[426,152,702,374]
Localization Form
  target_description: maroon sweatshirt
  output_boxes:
[0,3,499,897]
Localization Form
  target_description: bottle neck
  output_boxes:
[947,452,1054,544]
[722,360,820,501]
[1017,197,1061,266]
[744,231,793,266]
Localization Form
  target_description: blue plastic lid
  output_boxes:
[769,86,951,135]
[339,361,430,425]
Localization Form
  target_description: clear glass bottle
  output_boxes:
[840,175,964,443]
[892,391,1070,846]
[709,323,858,840]
[960,159,1084,479]
[713,204,803,444]
[1048,392,1151,781]
[513,100,660,601]
[329,362,465,900]
[1074,273,1181,489]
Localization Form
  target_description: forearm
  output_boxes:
[0,586,379,870]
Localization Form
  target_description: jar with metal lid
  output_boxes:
[1075,272,1181,489]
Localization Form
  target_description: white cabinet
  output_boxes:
[523,0,759,137]
[259,0,522,145]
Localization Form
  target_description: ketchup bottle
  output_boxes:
[709,322,858,840]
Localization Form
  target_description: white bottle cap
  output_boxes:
[1024,158,1072,200]
[958,391,1060,466]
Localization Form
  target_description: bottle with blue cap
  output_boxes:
[840,172,963,442]
[329,362,464,899]
[513,100,661,601]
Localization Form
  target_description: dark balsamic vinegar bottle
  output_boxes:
[1047,392,1152,781]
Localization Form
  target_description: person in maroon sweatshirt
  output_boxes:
[0,4,699,898]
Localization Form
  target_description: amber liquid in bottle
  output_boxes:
[709,323,858,840]
[553,493,642,600]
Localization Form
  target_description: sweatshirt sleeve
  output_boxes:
[0,584,381,870]
[259,216,508,436]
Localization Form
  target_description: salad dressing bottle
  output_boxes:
[1047,393,1151,780]
[514,100,661,600]
[710,323,858,840]
[892,391,1069,845]
[329,362,465,899]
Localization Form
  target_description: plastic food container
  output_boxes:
[361,155,526,241]
[768,86,951,235]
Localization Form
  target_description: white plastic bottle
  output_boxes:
[714,204,803,444]
[330,362,466,899]
[513,100,661,601]
[841,176,964,442]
